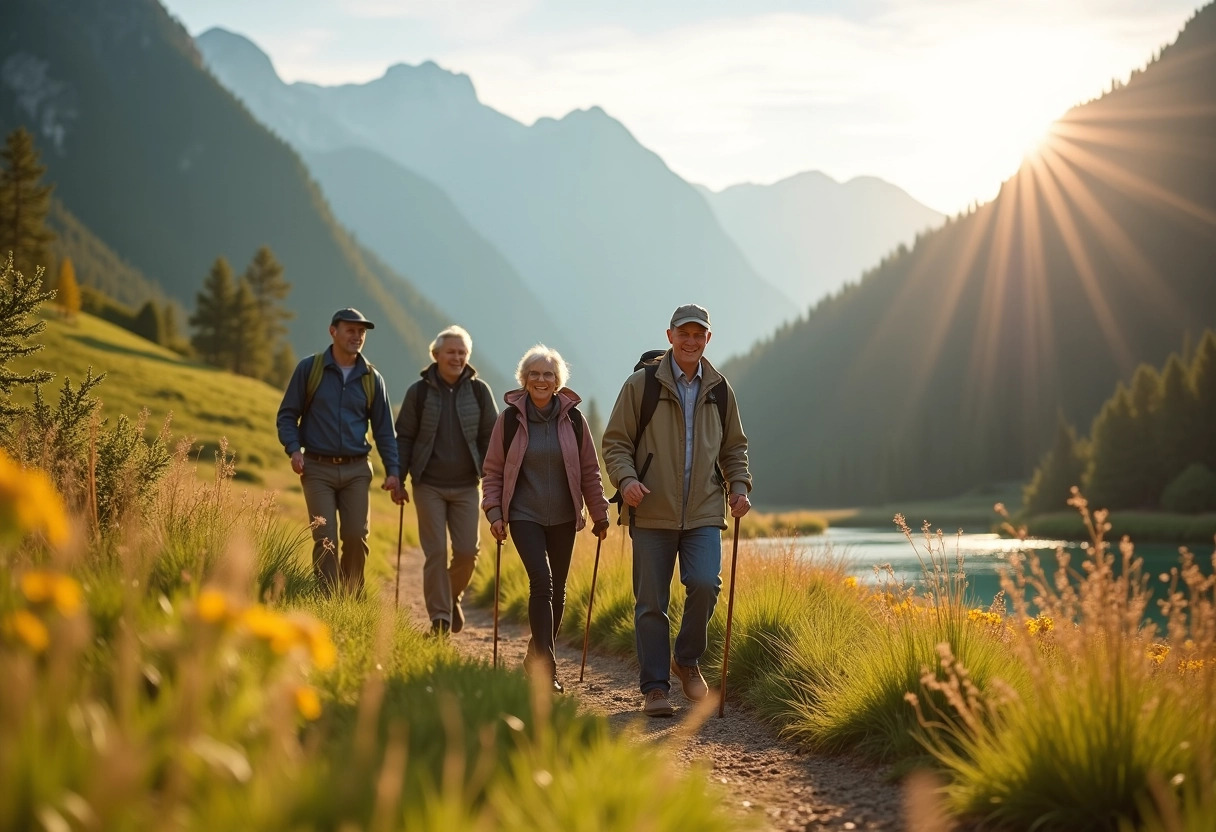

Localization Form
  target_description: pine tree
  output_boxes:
[228,277,270,378]
[1156,353,1197,491]
[1084,384,1142,510]
[1022,414,1088,516]
[1192,330,1216,471]
[54,256,81,320]
[189,257,235,367]
[0,252,54,430]
[270,341,296,387]
[0,128,56,279]
[1127,363,1165,506]
[132,300,165,345]
[244,245,292,345]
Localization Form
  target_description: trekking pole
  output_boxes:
[579,533,604,683]
[492,536,503,668]
[718,515,742,718]
[394,501,404,609]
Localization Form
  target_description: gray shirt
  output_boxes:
[509,398,576,526]
[671,353,702,507]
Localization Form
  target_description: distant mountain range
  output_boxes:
[0,0,470,397]
[198,27,801,405]
[727,4,1216,506]
[700,172,944,308]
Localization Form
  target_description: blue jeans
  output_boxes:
[631,526,722,694]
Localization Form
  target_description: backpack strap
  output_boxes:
[304,352,325,412]
[361,361,376,412]
[303,352,375,417]
[502,405,584,457]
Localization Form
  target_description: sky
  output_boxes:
[161,0,1202,214]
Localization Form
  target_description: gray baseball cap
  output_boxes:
[330,307,375,329]
[669,303,711,331]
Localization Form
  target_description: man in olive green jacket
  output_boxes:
[602,303,752,717]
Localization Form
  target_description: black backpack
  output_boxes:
[610,350,729,522]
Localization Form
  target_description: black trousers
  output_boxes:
[508,520,576,675]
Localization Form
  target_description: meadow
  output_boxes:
[10,308,1216,830]
[479,498,1216,831]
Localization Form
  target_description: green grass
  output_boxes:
[1,445,747,832]
[1026,509,1216,543]
[814,482,1023,533]
[12,311,290,487]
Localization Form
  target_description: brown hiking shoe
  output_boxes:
[671,659,708,702]
[643,689,674,717]
[451,600,464,634]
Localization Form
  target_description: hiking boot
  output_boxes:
[451,600,464,634]
[427,619,450,638]
[671,659,708,702]
[552,676,564,694]
[643,689,674,717]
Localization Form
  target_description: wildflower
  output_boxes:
[1178,659,1206,674]
[843,576,858,589]
[0,451,70,545]
[1026,615,1055,636]
[20,571,82,616]
[290,616,336,670]
[1147,643,1170,666]
[240,605,299,653]
[4,609,50,652]
[967,608,1001,627]
[294,685,322,720]
[196,589,228,624]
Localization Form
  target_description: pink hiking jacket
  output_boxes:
[481,388,610,531]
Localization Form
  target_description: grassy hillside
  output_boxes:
[14,310,423,565]
[13,311,289,486]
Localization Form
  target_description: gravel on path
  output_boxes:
[391,544,945,831]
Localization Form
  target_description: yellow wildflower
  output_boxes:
[290,616,336,670]
[240,605,299,653]
[1026,615,1055,636]
[1147,643,1170,666]
[843,576,858,589]
[0,451,70,545]
[20,571,82,616]
[968,609,1001,626]
[1178,659,1206,674]
[295,685,322,720]
[4,609,49,653]
[197,589,229,624]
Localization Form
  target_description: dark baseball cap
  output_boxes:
[669,303,711,331]
[330,307,375,329]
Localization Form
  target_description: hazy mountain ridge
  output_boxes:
[0,0,459,396]
[304,144,573,386]
[726,4,1216,506]
[700,172,946,308]
[197,28,797,406]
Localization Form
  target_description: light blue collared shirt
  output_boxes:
[671,354,702,507]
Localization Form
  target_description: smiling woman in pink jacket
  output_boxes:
[481,345,610,692]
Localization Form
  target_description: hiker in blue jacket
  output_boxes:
[276,307,400,595]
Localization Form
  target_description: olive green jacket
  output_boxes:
[601,351,751,530]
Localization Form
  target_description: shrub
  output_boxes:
[1160,463,1216,513]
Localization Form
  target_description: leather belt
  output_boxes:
[303,452,368,465]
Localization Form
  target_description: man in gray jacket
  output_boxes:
[393,326,497,635]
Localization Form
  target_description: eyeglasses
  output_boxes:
[527,371,557,381]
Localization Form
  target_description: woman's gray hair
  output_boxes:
[515,344,570,390]
[430,325,472,357]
